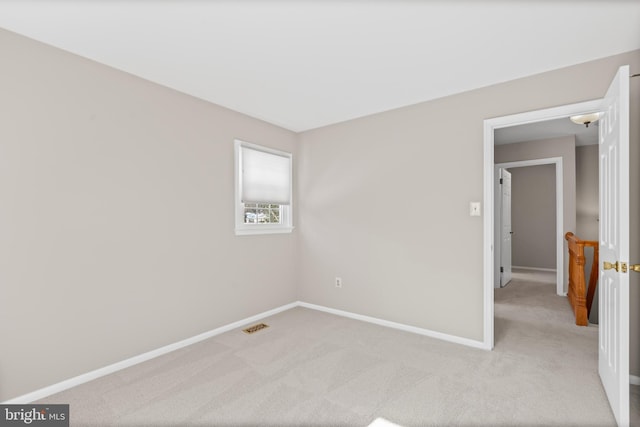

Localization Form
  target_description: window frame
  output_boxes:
[234,139,293,236]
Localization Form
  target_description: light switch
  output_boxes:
[470,202,481,216]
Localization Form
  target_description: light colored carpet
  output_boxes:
[38,274,621,426]
[508,268,557,285]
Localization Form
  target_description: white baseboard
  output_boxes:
[5,300,489,403]
[297,301,488,350]
[2,302,298,404]
[630,374,640,385]
[512,266,557,272]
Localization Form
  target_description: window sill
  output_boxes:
[235,226,294,236]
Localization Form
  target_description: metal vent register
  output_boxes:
[242,323,269,334]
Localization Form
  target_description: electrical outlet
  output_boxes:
[335,277,343,288]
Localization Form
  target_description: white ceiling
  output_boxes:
[495,116,599,147]
[1,1,639,132]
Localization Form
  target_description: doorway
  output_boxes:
[483,66,631,426]
[493,158,563,295]
[481,98,603,350]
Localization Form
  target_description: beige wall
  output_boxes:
[297,50,640,351]
[2,27,640,400]
[509,165,556,269]
[576,145,600,240]
[495,136,575,287]
[0,29,298,401]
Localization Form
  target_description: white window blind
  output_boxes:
[240,145,291,205]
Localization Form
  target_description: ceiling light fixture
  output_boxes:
[570,112,601,128]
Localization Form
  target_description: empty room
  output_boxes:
[1,2,640,426]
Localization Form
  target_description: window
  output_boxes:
[234,139,293,235]
[243,203,281,224]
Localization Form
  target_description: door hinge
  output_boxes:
[500,178,503,184]
[500,266,504,273]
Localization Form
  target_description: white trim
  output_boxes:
[8,292,509,404]
[5,299,491,403]
[484,100,603,131]
[2,302,298,404]
[483,99,604,351]
[298,302,489,350]
[630,375,640,386]
[512,265,557,272]
[483,119,495,350]
[235,226,294,235]
[495,157,564,296]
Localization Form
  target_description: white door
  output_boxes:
[500,168,513,287]
[599,65,629,427]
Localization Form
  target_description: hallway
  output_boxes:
[508,268,640,427]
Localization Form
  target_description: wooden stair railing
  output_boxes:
[565,232,599,326]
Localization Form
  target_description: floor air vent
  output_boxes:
[242,323,269,334]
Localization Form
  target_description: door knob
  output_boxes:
[604,261,628,273]
[630,264,640,273]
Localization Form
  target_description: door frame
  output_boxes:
[494,158,564,296]
[495,167,513,288]
[483,99,603,350]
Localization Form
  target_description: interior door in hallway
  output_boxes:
[500,168,512,287]
[599,65,629,427]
